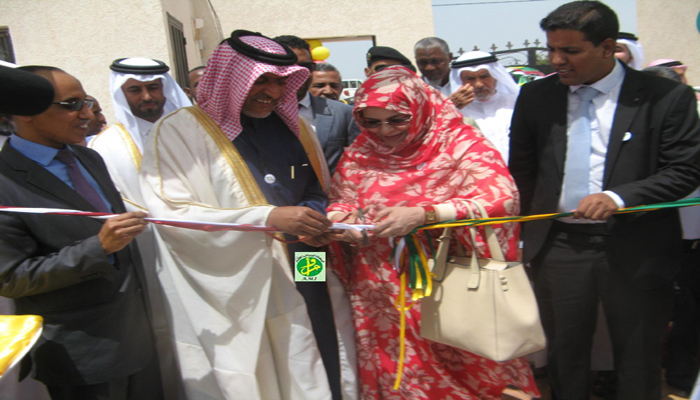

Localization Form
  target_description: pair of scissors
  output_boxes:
[357,208,369,246]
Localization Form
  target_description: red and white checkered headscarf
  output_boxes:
[197,35,309,141]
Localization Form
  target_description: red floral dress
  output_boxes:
[328,67,540,399]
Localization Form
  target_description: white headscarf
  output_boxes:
[449,51,520,97]
[616,39,644,70]
[109,57,191,145]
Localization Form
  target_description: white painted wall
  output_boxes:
[0,0,434,122]
[210,0,434,71]
[638,0,699,85]
[0,0,207,123]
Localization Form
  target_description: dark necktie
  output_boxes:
[54,149,110,213]
[563,86,599,211]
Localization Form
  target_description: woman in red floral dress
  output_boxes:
[327,66,540,399]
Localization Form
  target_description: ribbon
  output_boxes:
[411,197,700,233]
[5,197,700,233]
[391,234,433,391]
[0,206,372,233]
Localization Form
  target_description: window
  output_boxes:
[0,28,16,64]
[167,14,188,88]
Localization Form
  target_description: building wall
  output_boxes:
[0,0,170,121]
[0,0,433,122]
[0,0,207,123]
[209,0,434,68]
[638,0,700,85]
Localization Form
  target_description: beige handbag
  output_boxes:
[420,201,546,361]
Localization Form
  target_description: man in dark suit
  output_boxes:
[274,35,360,174]
[509,2,700,399]
[306,93,360,173]
[0,66,162,399]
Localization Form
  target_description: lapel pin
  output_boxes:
[623,132,633,141]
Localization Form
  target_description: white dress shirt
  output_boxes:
[298,92,315,131]
[558,60,626,221]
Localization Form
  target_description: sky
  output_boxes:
[321,0,636,81]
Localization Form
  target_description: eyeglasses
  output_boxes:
[358,115,412,130]
[52,98,95,112]
[373,64,390,73]
[298,62,316,72]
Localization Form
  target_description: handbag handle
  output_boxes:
[430,200,508,288]
[465,200,506,262]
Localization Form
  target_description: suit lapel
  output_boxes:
[70,145,125,214]
[1,144,116,214]
[310,95,334,144]
[549,81,570,180]
[604,69,644,188]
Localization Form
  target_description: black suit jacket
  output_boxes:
[509,66,700,288]
[309,95,360,173]
[0,142,155,385]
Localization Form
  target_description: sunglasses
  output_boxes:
[358,115,412,130]
[52,98,95,112]
[298,62,316,72]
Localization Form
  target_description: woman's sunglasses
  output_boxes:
[358,115,412,130]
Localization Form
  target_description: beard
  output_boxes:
[131,101,164,120]
[425,77,444,87]
[474,88,495,102]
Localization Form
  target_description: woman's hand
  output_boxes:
[328,210,372,246]
[373,207,425,237]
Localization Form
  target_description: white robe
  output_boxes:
[139,106,332,400]
[89,122,185,399]
[89,123,149,210]
[458,91,518,163]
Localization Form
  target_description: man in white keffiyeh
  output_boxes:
[89,57,191,209]
[449,51,521,161]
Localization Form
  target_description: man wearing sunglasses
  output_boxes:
[0,66,163,399]
[274,35,360,174]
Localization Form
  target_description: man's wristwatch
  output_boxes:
[423,205,438,224]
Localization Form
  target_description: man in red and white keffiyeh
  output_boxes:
[138,30,350,400]
[196,31,308,141]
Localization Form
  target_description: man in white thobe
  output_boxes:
[89,58,192,399]
[449,51,520,161]
[138,30,340,400]
[89,57,191,209]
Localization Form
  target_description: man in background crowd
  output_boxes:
[450,50,520,160]
[309,62,343,101]
[364,46,415,77]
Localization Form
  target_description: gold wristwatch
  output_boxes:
[423,205,437,224]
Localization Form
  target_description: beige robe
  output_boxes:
[139,106,332,399]
[89,122,184,399]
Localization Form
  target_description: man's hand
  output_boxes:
[99,211,148,255]
[268,206,331,237]
[572,193,619,221]
[374,207,425,237]
[449,84,475,109]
